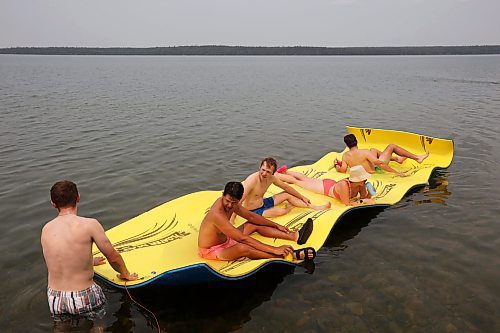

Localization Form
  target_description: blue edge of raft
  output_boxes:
[96,178,447,289]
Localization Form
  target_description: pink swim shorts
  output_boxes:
[198,237,238,260]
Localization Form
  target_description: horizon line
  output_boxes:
[2,44,500,49]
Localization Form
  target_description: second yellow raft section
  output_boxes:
[93,127,454,288]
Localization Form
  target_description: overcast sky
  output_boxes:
[1,0,499,48]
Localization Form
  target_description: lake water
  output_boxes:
[0,54,499,332]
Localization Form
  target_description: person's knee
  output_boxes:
[276,207,291,215]
[243,223,257,234]
[240,245,257,258]
[387,143,398,150]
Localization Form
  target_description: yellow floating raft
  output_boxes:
[93,127,453,288]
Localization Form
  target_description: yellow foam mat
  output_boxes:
[93,127,453,288]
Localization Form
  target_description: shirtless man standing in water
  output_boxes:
[41,181,138,321]
[239,157,331,218]
[335,134,429,177]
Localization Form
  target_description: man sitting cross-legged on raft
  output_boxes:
[198,181,316,261]
[238,157,330,218]
[334,134,429,177]
[276,165,375,206]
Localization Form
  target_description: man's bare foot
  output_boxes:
[397,156,407,164]
[311,201,331,210]
[293,247,316,261]
[416,152,429,163]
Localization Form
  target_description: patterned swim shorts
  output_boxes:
[47,282,107,320]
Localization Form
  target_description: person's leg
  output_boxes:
[217,243,277,260]
[379,144,429,164]
[370,148,399,163]
[277,171,324,194]
[267,192,330,216]
[261,202,293,218]
[241,222,298,241]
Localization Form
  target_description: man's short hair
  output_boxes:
[260,157,277,173]
[223,182,244,200]
[50,180,78,209]
[344,134,358,148]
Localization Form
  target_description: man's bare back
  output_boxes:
[342,149,378,173]
[42,215,103,291]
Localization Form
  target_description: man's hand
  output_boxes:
[273,245,293,257]
[301,196,311,205]
[93,257,106,266]
[334,158,342,168]
[276,224,291,233]
[117,272,139,281]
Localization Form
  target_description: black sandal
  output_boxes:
[293,247,317,261]
[297,218,313,245]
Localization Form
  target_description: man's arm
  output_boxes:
[213,213,293,257]
[272,176,311,204]
[89,220,138,280]
[231,178,253,223]
[334,155,348,173]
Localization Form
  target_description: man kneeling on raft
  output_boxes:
[198,181,316,261]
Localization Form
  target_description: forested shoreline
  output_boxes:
[1,45,499,55]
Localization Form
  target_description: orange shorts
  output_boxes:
[198,237,238,260]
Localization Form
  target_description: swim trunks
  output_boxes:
[198,237,238,260]
[323,179,337,196]
[375,159,389,173]
[250,197,275,216]
[323,178,351,200]
[47,282,106,321]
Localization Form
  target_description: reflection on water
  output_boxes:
[416,170,452,206]
[109,266,294,333]
[324,208,386,250]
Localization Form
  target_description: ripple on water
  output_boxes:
[1,55,500,332]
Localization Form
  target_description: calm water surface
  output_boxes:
[1,55,499,332]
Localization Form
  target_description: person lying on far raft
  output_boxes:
[276,165,375,206]
[238,157,330,218]
[334,134,429,177]
[198,181,316,261]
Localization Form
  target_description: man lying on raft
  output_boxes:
[276,165,375,206]
[239,157,330,218]
[334,134,429,177]
[198,182,316,261]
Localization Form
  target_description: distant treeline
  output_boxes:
[1,45,500,56]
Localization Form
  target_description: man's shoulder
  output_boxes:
[41,219,56,235]
[244,172,259,186]
[70,216,102,234]
[206,205,229,225]
[350,149,370,157]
